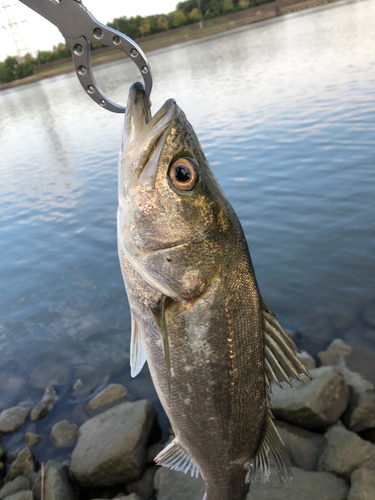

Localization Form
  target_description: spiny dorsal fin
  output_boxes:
[130,313,147,378]
[154,438,200,478]
[245,411,292,484]
[262,302,311,393]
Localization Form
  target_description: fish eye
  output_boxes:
[168,158,198,191]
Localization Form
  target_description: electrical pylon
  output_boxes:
[0,0,30,60]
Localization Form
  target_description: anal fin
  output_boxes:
[262,301,311,393]
[245,411,292,484]
[130,313,147,378]
[155,438,200,478]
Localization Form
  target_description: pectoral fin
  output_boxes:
[150,296,172,392]
[245,411,292,484]
[130,313,147,378]
[262,301,311,394]
[155,438,200,478]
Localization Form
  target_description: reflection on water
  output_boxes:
[0,0,375,458]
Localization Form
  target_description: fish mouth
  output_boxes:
[121,82,178,187]
[123,82,177,152]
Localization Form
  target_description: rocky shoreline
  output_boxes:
[0,339,374,500]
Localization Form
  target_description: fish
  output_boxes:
[117,82,311,500]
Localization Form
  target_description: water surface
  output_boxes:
[0,0,374,460]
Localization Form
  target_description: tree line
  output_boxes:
[0,0,270,84]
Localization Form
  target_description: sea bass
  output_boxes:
[117,83,310,500]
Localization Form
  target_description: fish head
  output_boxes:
[118,83,233,303]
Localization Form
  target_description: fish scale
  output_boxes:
[117,82,310,500]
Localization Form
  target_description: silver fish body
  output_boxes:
[117,83,310,500]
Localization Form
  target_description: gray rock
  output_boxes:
[43,460,77,500]
[126,466,157,500]
[348,468,375,500]
[317,425,375,478]
[318,339,375,432]
[318,339,352,367]
[0,436,5,459]
[29,360,70,389]
[31,387,57,422]
[0,374,26,393]
[113,495,140,500]
[274,420,323,470]
[6,451,19,465]
[0,407,29,435]
[69,400,155,487]
[86,383,128,410]
[247,466,349,499]
[297,351,316,371]
[154,467,205,500]
[73,379,83,391]
[24,433,41,447]
[2,492,33,500]
[50,421,78,447]
[0,477,31,500]
[346,345,375,386]
[271,367,349,429]
[146,444,165,465]
[5,447,35,483]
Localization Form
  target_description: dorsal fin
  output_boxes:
[245,411,292,484]
[262,301,311,393]
[130,313,147,377]
[154,438,200,478]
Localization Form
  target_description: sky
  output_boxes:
[0,0,180,61]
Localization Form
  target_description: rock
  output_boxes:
[146,444,165,465]
[24,433,41,447]
[274,420,323,470]
[317,425,375,478]
[2,492,33,500]
[6,451,19,465]
[154,467,206,500]
[0,374,26,393]
[86,383,128,410]
[298,351,316,371]
[318,339,352,367]
[246,466,348,499]
[0,436,5,459]
[346,345,375,386]
[113,495,140,500]
[359,427,375,444]
[31,387,57,422]
[348,468,375,500]
[50,421,78,447]
[318,339,375,432]
[29,360,70,389]
[69,400,155,487]
[73,379,83,391]
[341,370,375,432]
[43,460,77,500]
[0,477,31,500]
[5,447,35,483]
[0,407,29,435]
[271,367,349,429]
[126,466,157,500]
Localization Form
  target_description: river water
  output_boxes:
[0,0,374,461]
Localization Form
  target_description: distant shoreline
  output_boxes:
[0,0,342,92]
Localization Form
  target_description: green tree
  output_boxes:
[173,10,187,27]
[15,62,35,79]
[157,15,169,31]
[223,0,234,12]
[188,7,201,22]
[239,0,250,6]
[139,20,151,36]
